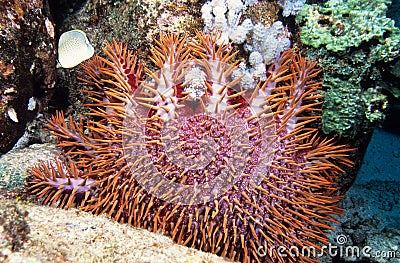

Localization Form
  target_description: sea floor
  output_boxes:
[327,128,400,263]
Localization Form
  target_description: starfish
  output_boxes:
[29,32,353,263]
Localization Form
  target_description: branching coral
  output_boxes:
[29,32,353,263]
[201,0,291,88]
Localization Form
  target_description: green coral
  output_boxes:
[296,0,399,56]
[322,78,364,138]
[307,48,390,138]
[297,0,398,138]
[385,59,400,98]
[322,78,388,138]
[362,88,388,123]
[369,32,400,63]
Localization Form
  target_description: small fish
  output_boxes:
[57,29,94,68]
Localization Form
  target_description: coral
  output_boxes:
[29,32,353,263]
[322,76,388,138]
[201,0,291,88]
[321,78,364,138]
[278,0,306,17]
[201,0,254,44]
[246,21,291,65]
[242,1,279,27]
[361,88,388,124]
[229,21,291,90]
[303,47,392,139]
[201,0,291,60]
[369,33,400,63]
[296,0,399,138]
[296,0,399,54]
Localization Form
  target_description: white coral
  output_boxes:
[201,0,253,44]
[230,19,253,44]
[201,0,292,87]
[279,0,306,17]
[232,62,256,90]
[251,21,291,65]
[184,67,207,100]
[249,51,263,67]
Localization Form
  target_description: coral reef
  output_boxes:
[313,49,392,139]
[321,78,364,138]
[201,0,291,88]
[242,1,279,27]
[296,0,399,139]
[28,32,353,263]
[296,0,399,54]
[244,21,291,68]
[361,88,388,124]
[201,0,255,44]
[321,77,388,138]
[0,0,57,153]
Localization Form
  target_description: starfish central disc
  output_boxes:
[122,60,275,205]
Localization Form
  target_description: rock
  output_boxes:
[0,199,30,252]
[0,0,57,153]
[0,198,235,263]
[0,143,58,197]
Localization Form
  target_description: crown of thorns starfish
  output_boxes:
[29,31,353,263]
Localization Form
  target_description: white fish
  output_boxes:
[57,29,94,68]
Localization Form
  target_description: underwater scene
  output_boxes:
[0,0,399,262]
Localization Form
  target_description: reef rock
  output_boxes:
[0,0,57,153]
